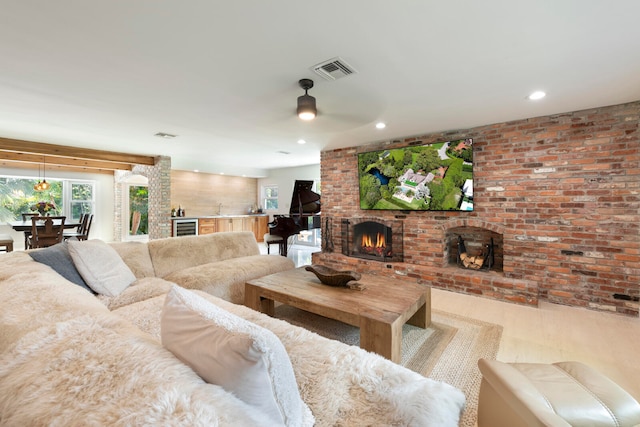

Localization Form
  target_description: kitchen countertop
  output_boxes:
[170,214,268,220]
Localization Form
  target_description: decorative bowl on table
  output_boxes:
[304,265,365,290]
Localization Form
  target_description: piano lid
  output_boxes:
[290,180,321,215]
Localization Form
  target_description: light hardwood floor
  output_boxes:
[273,244,640,400]
[432,287,640,401]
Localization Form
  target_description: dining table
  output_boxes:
[8,219,82,249]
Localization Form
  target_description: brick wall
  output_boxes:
[314,101,639,316]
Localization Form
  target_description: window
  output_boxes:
[263,185,278,210]
[0,176,94,222]
[67,181,95,222]
[295,180,321,247]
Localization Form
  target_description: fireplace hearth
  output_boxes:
[341,217,403,262]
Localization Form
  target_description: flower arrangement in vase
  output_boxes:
[31,201,57,216]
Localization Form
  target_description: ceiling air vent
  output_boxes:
[311,57,357,81]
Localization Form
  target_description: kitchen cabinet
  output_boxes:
[198,218,217,235]
[215,216,244,233]
[244,215,269,242]
[257,215,269,241]
[181,214,269,241]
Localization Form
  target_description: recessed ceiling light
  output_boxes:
[220,172,224,175]
[193,169,199,173]
[527,91,546,100]
[155,132,177,138]
[376,122,386,129]
[297,139,306,144]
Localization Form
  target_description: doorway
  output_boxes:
[122,175,149,241]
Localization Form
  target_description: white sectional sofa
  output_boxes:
[0,232,466,426]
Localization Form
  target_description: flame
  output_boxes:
[361,232,386,249]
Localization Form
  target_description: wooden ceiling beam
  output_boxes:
[0,161,117,175]
[0,151,134,171]
[0,137,156,167]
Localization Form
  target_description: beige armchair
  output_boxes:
[478,359,640,427]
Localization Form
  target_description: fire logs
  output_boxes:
[457,236,494,270]
[459,252,486,269]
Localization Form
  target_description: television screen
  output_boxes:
[358,138,473,211]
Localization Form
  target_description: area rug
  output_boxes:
[275,305,502,427]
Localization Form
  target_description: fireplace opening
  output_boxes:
[445,226,503,272]
[341,217,404,262]
[353,221,392,260]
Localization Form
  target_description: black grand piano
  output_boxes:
[269,180,321,256]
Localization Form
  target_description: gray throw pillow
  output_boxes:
[29,242,96,295]
[67,239,136,297]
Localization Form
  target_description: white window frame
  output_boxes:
[263,184,279,211]
[63,180,96,222]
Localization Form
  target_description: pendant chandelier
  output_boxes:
[33,156,50,191]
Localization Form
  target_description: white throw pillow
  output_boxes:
[67,239,137,297]
[161,286,313,427]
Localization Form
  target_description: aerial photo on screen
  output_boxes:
[358,138,473,211]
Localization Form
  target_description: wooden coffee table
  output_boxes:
[245,266,431,363]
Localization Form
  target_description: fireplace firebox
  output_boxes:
[341,217,403,262]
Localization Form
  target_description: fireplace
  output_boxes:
[341,217,403,262]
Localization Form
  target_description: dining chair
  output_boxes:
[63,213,93,241]
[21,212,39,249]
[82,214,94,240]
[22,213,39,220]
[130,211,141,235]
[0,234,14,252]
[62,213,86,241]
[28,216,66,249]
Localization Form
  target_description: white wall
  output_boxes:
[257,164,320,220]
[0,166,114,249]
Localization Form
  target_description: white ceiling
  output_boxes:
[1,1,639,177]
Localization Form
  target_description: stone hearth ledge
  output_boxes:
[313,252,538,307]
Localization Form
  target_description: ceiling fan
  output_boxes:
[297,79,316,121]
[258,77,384,135]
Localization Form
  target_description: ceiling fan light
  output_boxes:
[297,94,316,120]
[528,90,546,100]
[298,111,316,121]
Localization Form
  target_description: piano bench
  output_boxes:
[264,233,284,255]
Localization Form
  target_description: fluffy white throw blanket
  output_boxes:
[115,291,466,426]
[0,252,465,426]
[0,314,271,426]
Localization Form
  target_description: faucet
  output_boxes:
[217,203,223,215]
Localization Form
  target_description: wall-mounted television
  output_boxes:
[358,138,473,211]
